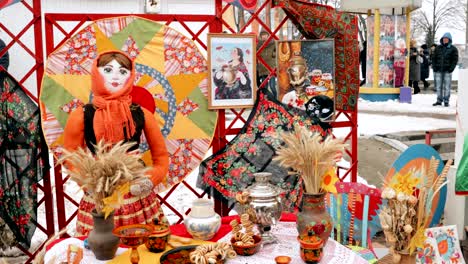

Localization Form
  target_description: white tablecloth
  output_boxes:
[44,238,128,264]
[218,221,369,264]
[45,222,369,264]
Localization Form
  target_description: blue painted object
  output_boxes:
[385,144,447,227]
[83,238,90,249]
[399,86,412,103]
[359,93,399,102]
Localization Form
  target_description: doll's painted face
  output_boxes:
[98,59,131,93]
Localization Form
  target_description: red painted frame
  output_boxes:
[9,0,358,262]
[0,1,56,263]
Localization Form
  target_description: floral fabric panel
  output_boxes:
[198,89,330,212]
[416,225,466,264]
[0,70,48,249]
[40,16,217,193]
[272,0,360,111]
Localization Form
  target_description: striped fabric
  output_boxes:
[76,191,167,236]
[95,16,135,38]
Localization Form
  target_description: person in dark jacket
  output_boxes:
[409,39,421,94]
[420,44,430,89]
[432,32,458,107]
[0,38,9,71]
[359,41,367,86]
[256,30,276,96]
[429,43,437,65]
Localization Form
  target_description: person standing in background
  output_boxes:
[419,44,430,90]
[256,30,276,97]
[0,39,10,71]
[393,38,406,87]
[409,39,421,94]
[359,41,367,86]
[432,32,458,107]
[429,43,437,64]
[0,38,9,71]
[0,38,9,88]
[429,43,437,91]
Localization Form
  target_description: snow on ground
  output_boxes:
[358,93,457,116]
[356,112,455,137]
[334,93,457,138]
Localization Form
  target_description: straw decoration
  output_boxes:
[273,124,346,194]
[59,140,149,217]
[379,158,453,258]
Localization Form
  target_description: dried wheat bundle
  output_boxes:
[379,158,452,260]
[59,140,149,214]
[273,124,346,194]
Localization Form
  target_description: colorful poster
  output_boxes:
[365,15,407,88]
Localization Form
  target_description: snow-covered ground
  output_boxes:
[3,92,458,258]
[359,93,456,115]
[336,93,456,138]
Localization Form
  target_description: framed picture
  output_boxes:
[276,39,336,122]
[207,33,256,109]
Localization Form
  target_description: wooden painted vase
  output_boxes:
[296,192,333,245]
[298,231,324,264]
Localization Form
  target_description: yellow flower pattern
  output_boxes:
[321,168,338,194]
[390,171,420,195]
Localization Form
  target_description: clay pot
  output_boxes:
[184,199,221,240]
[230,235,262,256]
[87,211,119,260]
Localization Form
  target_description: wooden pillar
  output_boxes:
[372,9,380,89]
[404,7,411,87]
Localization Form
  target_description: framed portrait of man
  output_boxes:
[207,33,256,109]
[277,39,335,122]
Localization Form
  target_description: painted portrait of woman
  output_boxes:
[208,34,256,109]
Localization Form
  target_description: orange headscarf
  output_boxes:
[91,50,136,144]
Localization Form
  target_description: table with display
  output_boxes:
[45,213,368,264]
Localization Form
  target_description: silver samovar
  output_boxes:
[244,172,282,244]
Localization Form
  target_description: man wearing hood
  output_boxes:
[432,32,458,107]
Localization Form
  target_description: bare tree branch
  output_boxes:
[411,0,465,45]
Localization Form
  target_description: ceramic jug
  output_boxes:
[184,198,221,240]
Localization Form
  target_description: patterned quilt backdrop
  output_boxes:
[40,16,217,193]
